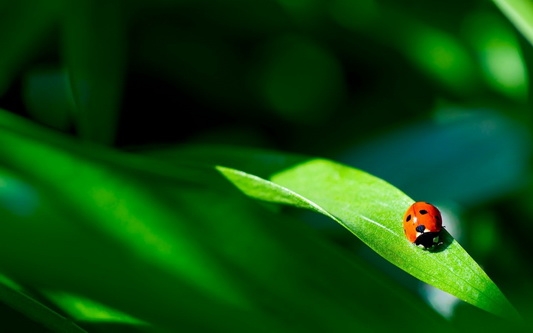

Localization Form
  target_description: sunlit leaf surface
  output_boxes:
[215,156,519,321]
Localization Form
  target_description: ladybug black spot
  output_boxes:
[419,209,428,215]
[415,225,425,232]
[405,214,411,222]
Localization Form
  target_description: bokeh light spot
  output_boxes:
[257,34,344,123]
[404,27,475,92]
[0,171,38,216]
[463,12,527,100]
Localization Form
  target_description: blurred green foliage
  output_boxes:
[1,0,533,331]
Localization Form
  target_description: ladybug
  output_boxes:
[403,202,443,249]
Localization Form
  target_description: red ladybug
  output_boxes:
[403,202,443,249]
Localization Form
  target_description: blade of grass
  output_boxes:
[493,0,533,47]
[0,281,87,333]
[62,0,126,144]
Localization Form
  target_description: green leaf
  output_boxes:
[43,291,147,325]
[215,156,520,321]
[63,0,126,144]
[493,0,533,48]
[0,0,61,96]
[0,275,87,333]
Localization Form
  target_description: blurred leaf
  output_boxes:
[330,1,478,94]
[0,109,211,186]
[62,0,126,144]
[43,291,146,325]
[0,0,61,96]
[0,278,86,333]
[493,0,533,48]
[0,111,451,332]
[400,21,476,93]
[0,115,275,331]
[463,11,527,100]
[23,66,75,131]
[340,109,530,206]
